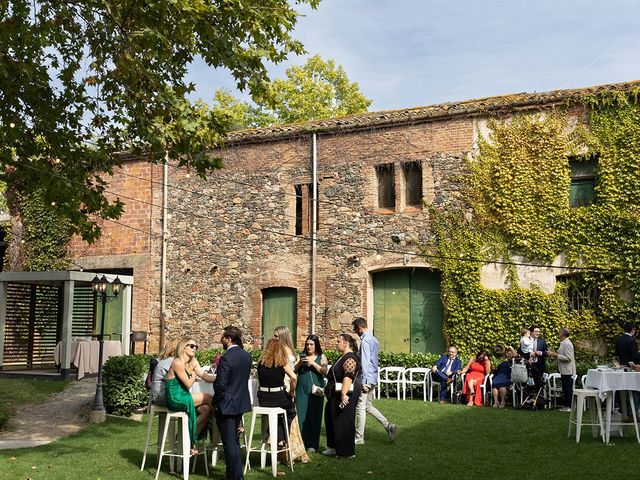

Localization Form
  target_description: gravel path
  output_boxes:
[0,377,97,449]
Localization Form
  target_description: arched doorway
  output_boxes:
[261,287,297,348]
[372,268,444,353]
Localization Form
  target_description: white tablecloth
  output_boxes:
[54,340,122,379]
[190,377,259,406]
[585,369,640,398]
[584,368,640,443]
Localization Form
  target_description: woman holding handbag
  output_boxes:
[323,333,361,458]
[295,335,328,453]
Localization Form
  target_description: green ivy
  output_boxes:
[18,188,72,271]
[426,90,640,356]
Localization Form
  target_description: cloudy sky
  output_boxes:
[187,0,640,112]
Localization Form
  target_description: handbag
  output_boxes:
[311,383,325,396]
[511,359,528,384]
[333,382,355,394]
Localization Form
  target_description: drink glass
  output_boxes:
[612,356,620,369]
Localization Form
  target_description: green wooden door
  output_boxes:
[373,269,445,353]
[410,269,445,353]
[373,270,411,352]
[262,288,297,348]
[95,285,123,341]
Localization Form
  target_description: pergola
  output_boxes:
[0,271,133,379]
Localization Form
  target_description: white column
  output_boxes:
[60,280,75,379]
[120,285,132,355]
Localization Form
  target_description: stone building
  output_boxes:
[61,80,639,352]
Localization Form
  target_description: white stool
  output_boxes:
[141,403,169,472]
[210,418,248,467]
[603,390,640,444]
[567,388,605,443]
[154,410,209,480]
[244,406,294,478]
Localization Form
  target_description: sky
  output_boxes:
[186,0,640,112]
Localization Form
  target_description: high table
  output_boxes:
[54,340,122,380]
[584,369,640,443]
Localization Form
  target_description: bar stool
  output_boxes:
[210,418,248,467]
[603,390,640,444]
[141,403,169,472]
[154,410,209,480]
[244,406,294,477]
[567,388,605,443]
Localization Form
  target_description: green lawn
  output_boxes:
[0,378,67,431]
[2,396,640,479]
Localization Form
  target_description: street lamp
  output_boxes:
[89,274,122,423]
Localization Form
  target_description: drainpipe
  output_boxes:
[159,153,169,350]
[310,134,318,334]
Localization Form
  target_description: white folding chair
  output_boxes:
[481,374,493,405]
[377,367,405,400]
[402,368,430,401]
[546,373,562,409]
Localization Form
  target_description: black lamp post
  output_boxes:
[90,275,122,423]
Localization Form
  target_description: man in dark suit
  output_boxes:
[615,323,640,367]
[213,326,252,480]
[529,325,548,391]
[431,346,462,404]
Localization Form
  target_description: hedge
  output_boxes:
[103,354,151,416]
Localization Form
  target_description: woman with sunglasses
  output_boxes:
[165,338,215,454]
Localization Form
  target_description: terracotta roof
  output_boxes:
[226,80,640,144]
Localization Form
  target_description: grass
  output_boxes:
[1,395,640,479]
[0,378,67,431]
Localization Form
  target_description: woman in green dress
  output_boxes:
[164,337,215,454]
[295,335,328,452]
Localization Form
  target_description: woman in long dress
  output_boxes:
[460,350,491,407]
[164,337,215,454]
[324,333,361,458]
[294,335,328,452]
[273,326,311,462]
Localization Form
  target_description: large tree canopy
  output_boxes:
[0,0,318,242]
[212,55,372,129]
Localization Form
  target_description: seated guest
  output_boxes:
[431,346,462,404]
[150,337,180,405]
[165,338,215,455]
[257,338,297,445]
[459,350,491,407]
[491,346,516,408]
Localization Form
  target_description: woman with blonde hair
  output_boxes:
[257,338,297,445]
[273,326,311,462]
[164,337,215,454]
[150,337,180,405]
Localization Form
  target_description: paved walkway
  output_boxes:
[0,377,97,449]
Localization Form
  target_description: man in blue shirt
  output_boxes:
[352,317,397,445]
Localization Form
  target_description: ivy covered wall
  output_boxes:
[4,188,71,271]
[427,91,640,356]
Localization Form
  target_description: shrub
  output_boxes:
[103,354,151,416]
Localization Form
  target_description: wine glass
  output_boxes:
[593,356,600,366]
[612,356,620,369]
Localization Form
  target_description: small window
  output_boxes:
[376,163,395,209]
[294,184,318,236]
[569,155,596,207]
[403,161,423,207]
[556,274,598,312]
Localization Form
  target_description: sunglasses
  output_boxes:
[186,343,198,350]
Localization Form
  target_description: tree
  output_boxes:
[212,55,372,128]
[0,0,319,243]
